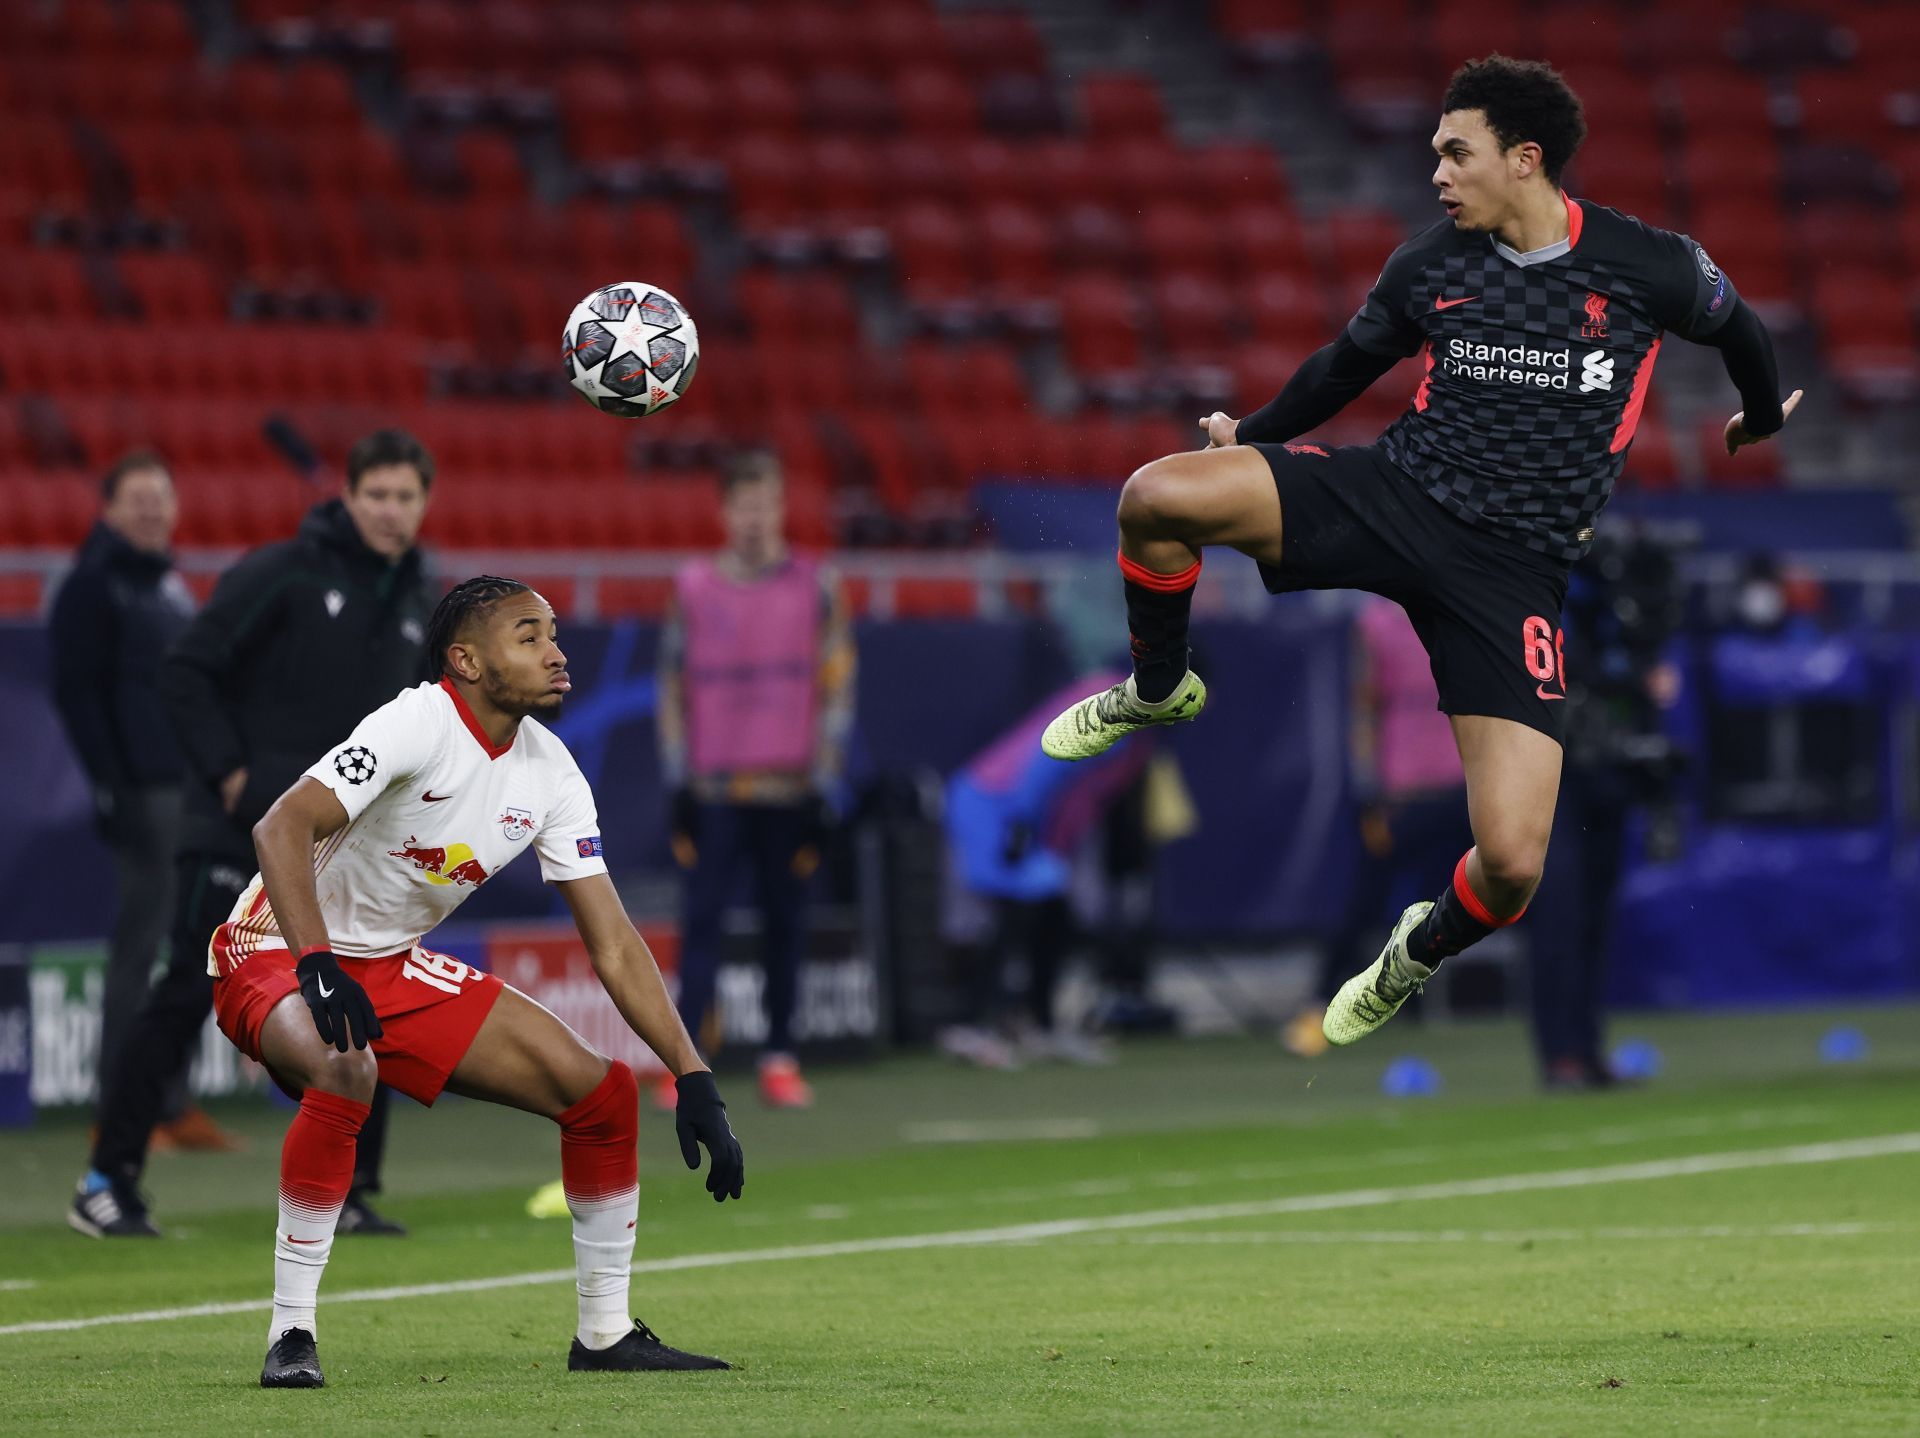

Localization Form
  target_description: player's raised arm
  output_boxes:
[1702,298,1801,455]
[554,873,744,1201]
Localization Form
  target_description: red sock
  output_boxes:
[557,1062,640,1348]
[272,1089,368,1342]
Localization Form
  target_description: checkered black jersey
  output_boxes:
[1350,196,1737,562]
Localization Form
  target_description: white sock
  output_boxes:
[269,1191,343,1344]
[569,1186,639,1350]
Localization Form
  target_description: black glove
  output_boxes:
[674,1070,744,1202]
[669,786,700,866]
[295,949,383,1053]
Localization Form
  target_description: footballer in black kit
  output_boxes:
[1040,55,1800,1047]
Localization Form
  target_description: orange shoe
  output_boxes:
[652,1072,680,1113]
[152,1107,247,1153]
[757,1055,813,1109]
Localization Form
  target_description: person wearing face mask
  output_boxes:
[48,451,209,1146]
[69,429,439,1241]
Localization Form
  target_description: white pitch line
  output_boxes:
[1073,1221,1902,1247]
[902,1118,1102,1144]
[4,1129,1917,1338]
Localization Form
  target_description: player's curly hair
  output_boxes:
[1443,55,1587,187]
[426,575,532,680]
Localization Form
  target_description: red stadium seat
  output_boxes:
[1079,74,1165,142]
[1534,5,1629,71]
[1151,272,1235,360]
[720,63,805,136]
[942,11,1048,78]
[1187,142,1291,208]
[892,65,977,137]
[1223,202,1313,278]
[1058,274,1141,375]
[1661,66,1776,140]
[978,199,1055,296]
[1212,0,1311,57]
[1795,69,1903,146]
[807,69,897,135]
[1139,203,1231,279]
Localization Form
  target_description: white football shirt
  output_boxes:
[213,678,608,967]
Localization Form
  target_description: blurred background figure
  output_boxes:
[657,450,857,1110]
[47,451,204,1144]
[940,668,1161,1068]
[1285,599,1466,1059]
[72,430,437,1239]
[1529,528,1688,1089]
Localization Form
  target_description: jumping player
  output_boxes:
[1041,56,1800,1045]
[213,575,745,1387]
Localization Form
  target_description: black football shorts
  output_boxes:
[1251,441,1573,743]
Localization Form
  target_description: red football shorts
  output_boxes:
[211,925,503,1105]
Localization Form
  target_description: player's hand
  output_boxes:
[669,786,699,869]
[674,1070,744,1202]
[1197,412,1239,448]
[792,791,832,879]
[219,767,250,816]
[1724,388,1802,455]
[295,949,383,1053]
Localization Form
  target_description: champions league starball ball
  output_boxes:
[562,282,700,417]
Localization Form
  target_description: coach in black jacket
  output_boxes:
[73,430,439,1240]
[48,452,196,1128]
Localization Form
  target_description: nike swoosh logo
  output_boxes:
[422,791,453,802]
[316,978,334,998]
[1536,685,1566,702]
[1432,295,1478,312]
[286,1235,325,1245]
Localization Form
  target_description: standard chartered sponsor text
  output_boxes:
[1442,337,1573,388]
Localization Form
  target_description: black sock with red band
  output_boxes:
[1119,550,1200,705]
[1404,850,1525,970]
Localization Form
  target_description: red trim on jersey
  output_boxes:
[1564,194,1583,248]
[438,677,514,759]
[1413,343,1434,412]
[1609,335,1662,455]
[1116,550,1202,593]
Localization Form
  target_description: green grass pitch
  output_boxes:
[3,1006,1918,1436]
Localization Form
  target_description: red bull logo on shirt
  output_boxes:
[387,836,490,888]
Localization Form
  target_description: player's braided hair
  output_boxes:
[426,575,532,680]
[1443,55,1587,187]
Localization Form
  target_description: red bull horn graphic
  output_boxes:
[387,837,490,888]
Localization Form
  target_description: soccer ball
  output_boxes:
[562,282,700,418]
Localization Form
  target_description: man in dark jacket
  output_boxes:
[48,451,206,1138]
[71,429,439,1239]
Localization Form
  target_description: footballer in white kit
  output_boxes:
[209,576,745,1389]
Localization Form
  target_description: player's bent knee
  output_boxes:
[1476,839,1547,901]
[302,1044,379,1103]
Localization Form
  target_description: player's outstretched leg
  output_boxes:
[1041,445,1281,761]
[444,989,731,1372]
[1326,718,1556,1044]
[252,993,379,1389]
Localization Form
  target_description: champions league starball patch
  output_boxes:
[334,746,377,785]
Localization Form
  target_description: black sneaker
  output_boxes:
[261,1327,324,1388]
[336,1188,407,1236]
[568,1321,731,1372]
[67,1177,162,1239]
